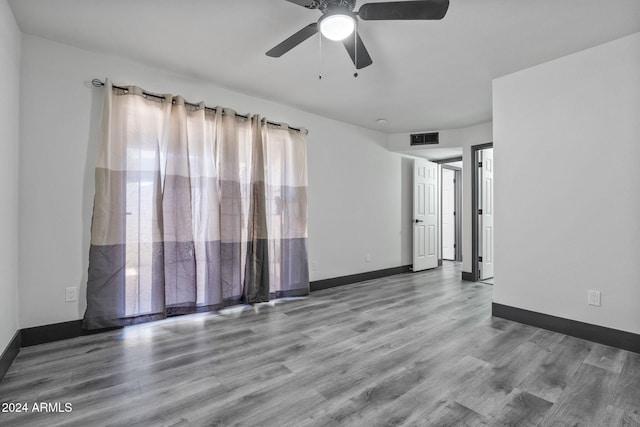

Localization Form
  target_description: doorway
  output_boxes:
[471,143,494,282]
[441,162,462,262]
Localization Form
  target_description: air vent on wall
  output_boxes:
[410,132,439,146]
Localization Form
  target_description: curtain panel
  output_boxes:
[83,80,309,330]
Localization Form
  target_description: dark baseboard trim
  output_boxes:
[5,264,422,367]
[461,271,474,282]
[310,265,412,292]
[6,267,411,348]
[492,303,640,354]
[19,267,412,346]
[0,331,21,382]
[20,320,121,348]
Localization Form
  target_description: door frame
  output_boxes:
[441,163,462,262]
[433,156,462,265]
[471,142,493,282]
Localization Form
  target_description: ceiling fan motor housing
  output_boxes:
[319,0,357,13]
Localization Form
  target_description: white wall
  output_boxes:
[0,0,21,353]
[389,122,493,273]
[493,33,640,334]
[18,34,414,329]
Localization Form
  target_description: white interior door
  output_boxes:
[442,168,455,260]
[478,148,494,279]
[413,158,438,272]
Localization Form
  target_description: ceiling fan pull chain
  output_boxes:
[353,22,359,78]
[318,31,323,80]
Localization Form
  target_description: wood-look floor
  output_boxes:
[1,262,639,426]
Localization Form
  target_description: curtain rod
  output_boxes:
[91,79,308,135]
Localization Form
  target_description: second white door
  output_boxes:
[442,168,455,260]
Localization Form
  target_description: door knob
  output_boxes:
[415,219,424,223]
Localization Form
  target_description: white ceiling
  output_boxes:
[9,0,640,133]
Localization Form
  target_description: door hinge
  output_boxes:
[478,256,483,262]
[478,161,483,168]
[478,209,483,215]
[453,244,456,248]
[453,211,456,216]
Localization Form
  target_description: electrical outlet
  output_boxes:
[365,253,371,263]
[587,290,601,307]
[65,286,78,303]
[311,261,318,272]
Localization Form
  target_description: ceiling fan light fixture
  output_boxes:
[319,13,355,41]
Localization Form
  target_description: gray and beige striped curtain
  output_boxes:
[83,80,309,330]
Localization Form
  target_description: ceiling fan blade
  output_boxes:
[266,23,318,57]
[343,33,373,70]
[358,0,449,20]
[284,0,320,9]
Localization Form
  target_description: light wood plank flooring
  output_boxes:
[1,262,639,426]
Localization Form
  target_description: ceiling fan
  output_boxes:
[266,0,450,70]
